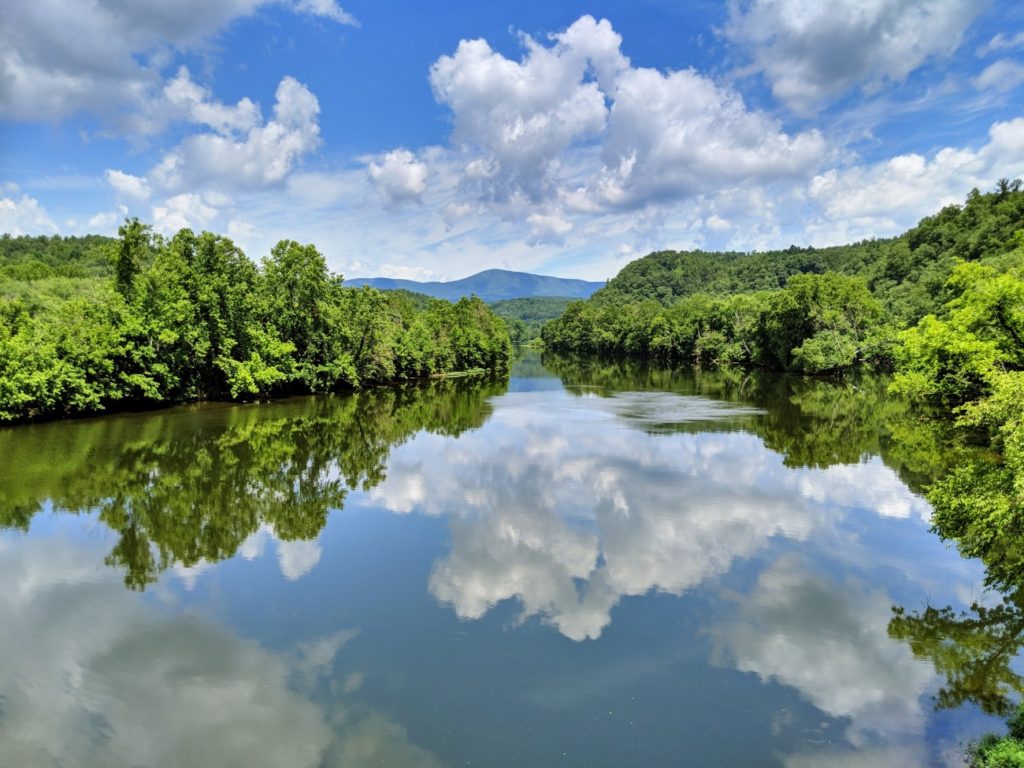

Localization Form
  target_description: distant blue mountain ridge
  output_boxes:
[345,268,604,302]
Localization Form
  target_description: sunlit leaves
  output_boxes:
[0,222,512,422]
[544,273,890,374]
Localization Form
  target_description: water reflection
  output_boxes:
[0,536,445,767]
[0,378,504,588]
[1,352,1007,765]
[370,385,931,641]
[890,587,1024,717]
[713,554,934,757]
[544,354,946,475]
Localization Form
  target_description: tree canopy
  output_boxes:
[543,186,1024,375]
[0,223,511,422]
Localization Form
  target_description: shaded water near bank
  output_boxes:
[0,350,1013,766]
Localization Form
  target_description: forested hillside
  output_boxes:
[0,234,115,280]
[0,221,511,423]
[544,184,1024,373]
[490,297,576,344]
[587,182,1024,322]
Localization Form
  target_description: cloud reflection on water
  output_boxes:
[0,536,444,768]
[369,390,932,641]
[712,553,936,764]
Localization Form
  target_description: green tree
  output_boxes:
[260,239,353,390]
[760,272,890,373]
[114,218,152,299]
[892,257,1024,406]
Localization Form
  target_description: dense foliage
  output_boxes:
[881,239,1024,733]
[544,186,1024,372]
[965,703,1024,767]
[0,221,511,422]
[490,296,576,344]
[886,243,1024,587]
[0,233,114,280]
[971,734,1024,768]
[543,273,893,373]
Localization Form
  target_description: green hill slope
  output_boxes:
[543,184,1024,373]
[0,234,115,280]
[490,297,576,343]
[590,184,1024,323]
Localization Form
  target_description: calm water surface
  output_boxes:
[0,352,1009,766]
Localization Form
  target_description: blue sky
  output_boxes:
[2,1,1023,280]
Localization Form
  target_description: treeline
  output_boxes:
[586,181,1024,321]
[544,185,1024,374]
[544,272,893,373]
[0,221,511,422]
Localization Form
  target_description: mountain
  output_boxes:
[345,268,604,302]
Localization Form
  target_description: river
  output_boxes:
[0,350,1007,766]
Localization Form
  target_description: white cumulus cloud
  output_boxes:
[152,192,220,233]
[148,75,320,193]
[386,14,826,249]
[428,18,618,200]
[162,67,263,134]
[0,192,58,235]
[0,0,355,124]
[105,169,151,201]
[367,149,429,206]
[583,64,825,209]
[725,0,982,114]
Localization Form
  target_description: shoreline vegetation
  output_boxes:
[0,221,512,424]
[542,185,1024,375]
